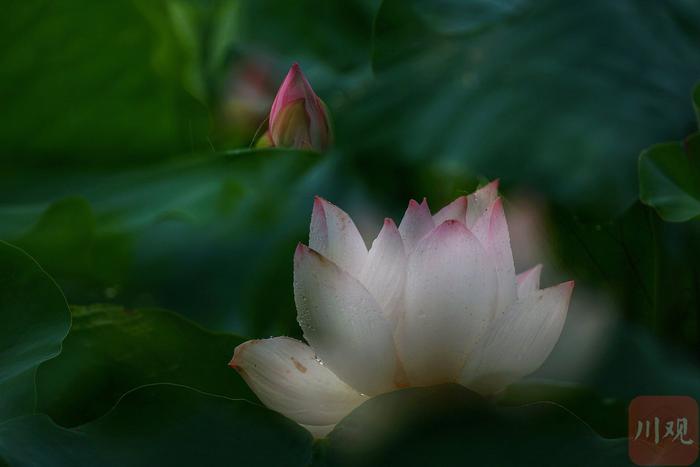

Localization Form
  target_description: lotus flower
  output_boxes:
[230,181,574,437]
[257,63,332,152]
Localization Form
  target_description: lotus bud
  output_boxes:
[259,63,332,152]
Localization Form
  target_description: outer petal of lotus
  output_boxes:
[229,337,367,433]
[294,244,399,395]
[459,280,574,395]
[310,197,368,278]
[269,99,312,149]
[470,198,517,319]
[359,218,406,324]
[516,264,542,298]
[466,180,499,228]
[308,98,332,151]
[432,196,468,226]
[398,198,435,252]
[270,64,306,124]
[396,220,498,386]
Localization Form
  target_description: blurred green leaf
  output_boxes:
[0,384,313,467]
[0,241,70,421]
[36,304,255,427]
[497,381,626,438]
[0,149,318,233]
[238,0,380,71]
[0,0,210,166]
[13,197,132,302]
[341,0,700,213]
[318,384,626,466]
[550,201,700,348]
[588,322,700,402]
[694,81,700,125]
[551,203,658,325]
[153,0,242,104]
[639,134,700,222]
[0,149,327,334]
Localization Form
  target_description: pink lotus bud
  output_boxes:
[261,63,332,152]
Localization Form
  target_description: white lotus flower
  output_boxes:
[230,181,574,437]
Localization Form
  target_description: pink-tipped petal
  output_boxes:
[396,220,498,386]
[270,64,311,124]
[466,180,499,228]
[230,337,366,429]
[432,196,468,226]
[398,198,435,252]
[516,264,543,298]
[310,197,368,277]
[294,245,399,395]
[359,218,406,324]
[459,280,574,394]
[470,198,517,319]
